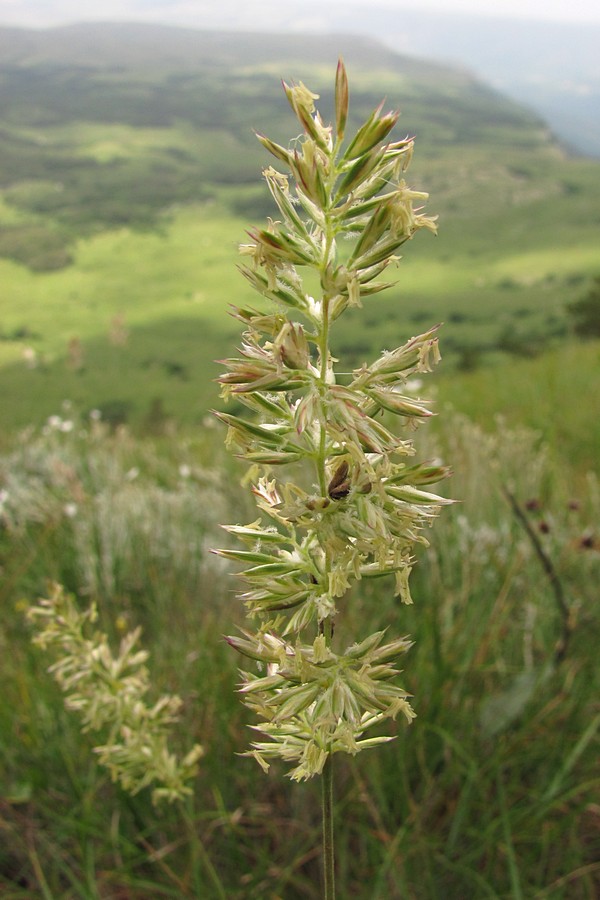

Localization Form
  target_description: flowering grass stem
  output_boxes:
[219,59,447,895]
[322,754,335,898]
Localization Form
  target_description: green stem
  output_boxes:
[317,149,339,900]
[322,754,335,900]
[180,799,227,900]
[316,293,331,497]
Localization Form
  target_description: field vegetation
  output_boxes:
[0,24,599,898]
[1,408,599,897]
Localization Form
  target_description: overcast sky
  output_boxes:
[2,0,600,29]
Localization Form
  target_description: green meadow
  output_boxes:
[1,189,598,454]
[1,24,599,897]
[1,29,599,436]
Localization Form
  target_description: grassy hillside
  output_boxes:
[0,24,599,439]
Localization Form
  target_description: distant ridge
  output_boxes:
[0,22,543,140]
[1,15,598,156]
[0,21,470,80]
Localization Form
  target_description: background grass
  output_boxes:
[1,409,598,898]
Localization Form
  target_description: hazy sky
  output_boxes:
[2,0,600,29]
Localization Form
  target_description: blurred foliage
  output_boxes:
[568,275,600,338]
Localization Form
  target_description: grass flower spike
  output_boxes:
[217,60,448,895]
[28,583,203,804]
[219,61,449,775]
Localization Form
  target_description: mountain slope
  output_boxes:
[0,23,553,247]
[0,24,598,431]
